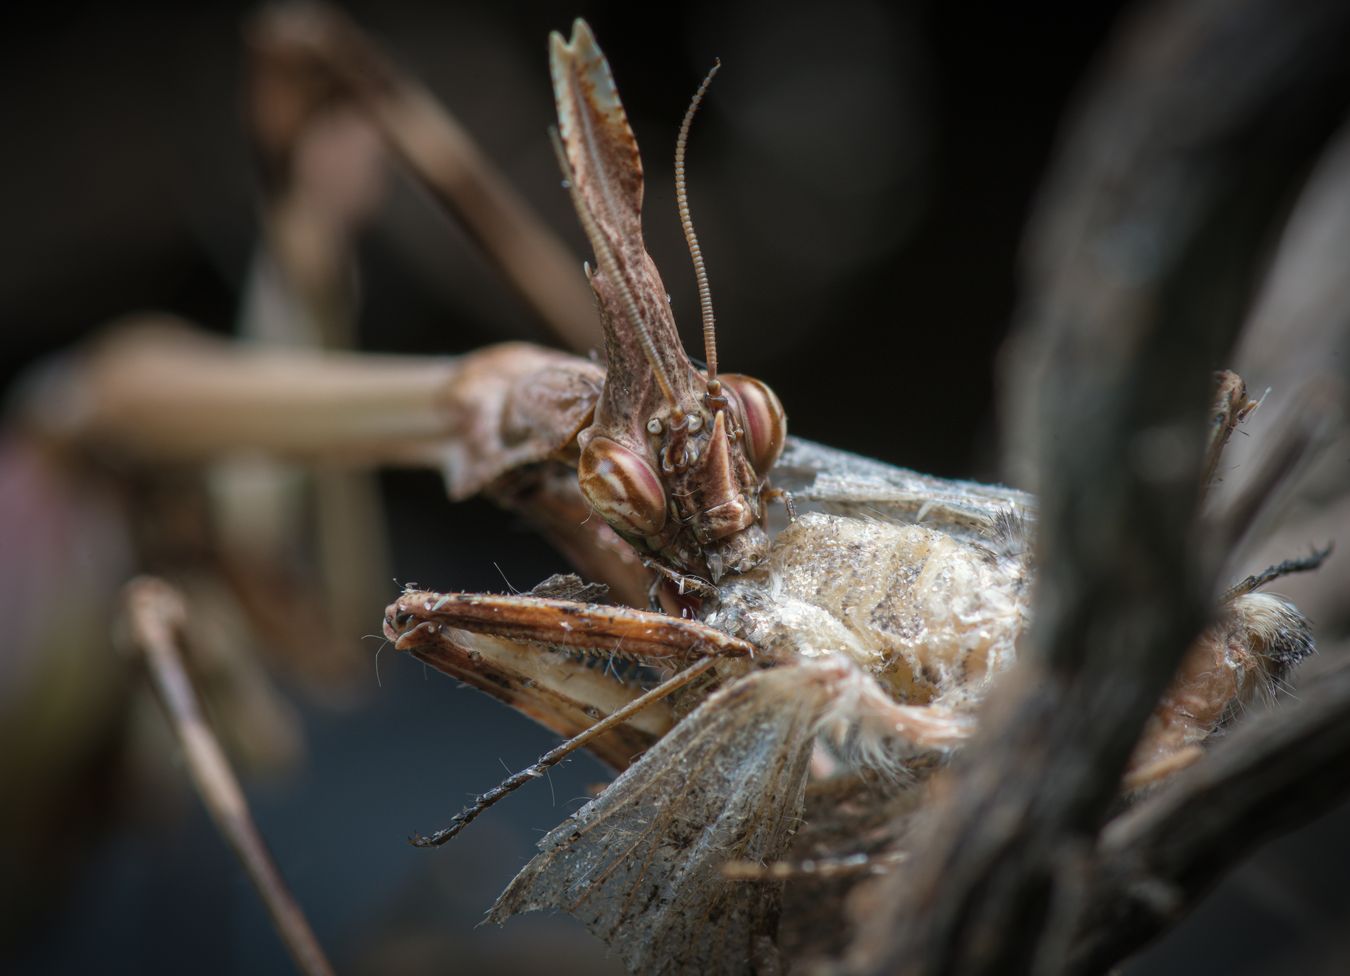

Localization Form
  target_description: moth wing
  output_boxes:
[489,662,846,975]
[773,437,1037,547]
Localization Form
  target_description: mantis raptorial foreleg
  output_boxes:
[383,584,763,842]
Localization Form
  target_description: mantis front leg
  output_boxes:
[383,585,763,838]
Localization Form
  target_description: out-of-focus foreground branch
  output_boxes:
[1070,654,1350,973]
[1217,115,1350,637]
[852,0,1350,973]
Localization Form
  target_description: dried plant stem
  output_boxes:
[1070,655,1350,973]
[412,655,717,847]
[122,578,334,976]
[866,0,1350,972]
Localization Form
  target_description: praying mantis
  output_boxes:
[9,3,1349,974]
[374,21,1319,973]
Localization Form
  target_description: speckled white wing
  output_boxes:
[489,661,852,975]
[772,437,1035,546]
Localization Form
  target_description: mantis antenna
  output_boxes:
[675,60,722,385]
[549,127,680,409]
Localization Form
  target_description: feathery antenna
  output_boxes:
[675,60,721,383]
[550,127,680,408]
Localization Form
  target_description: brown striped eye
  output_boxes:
[721,374,787,476]
[578,437,668,538]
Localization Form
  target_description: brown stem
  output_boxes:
[1070,655,1350,973]
[121,578,334,976]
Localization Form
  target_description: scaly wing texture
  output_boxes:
[773,437,1036,545]
[490,661,850,975]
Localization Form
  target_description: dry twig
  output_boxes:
[1071,655,1350,972]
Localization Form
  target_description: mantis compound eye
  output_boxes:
[578,437,669,538]
[720,374,787,476]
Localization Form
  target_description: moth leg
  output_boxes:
[641,558,718,600]
[640,558,717,617]
[763,485,798,522]
[646,572,665,613]
[1202,369,1261,494]
[836,677,981,756]
[410,656,719,847]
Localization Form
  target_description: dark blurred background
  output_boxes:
[3,1,1347,973]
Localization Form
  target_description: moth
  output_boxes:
[381,20,1321,975]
